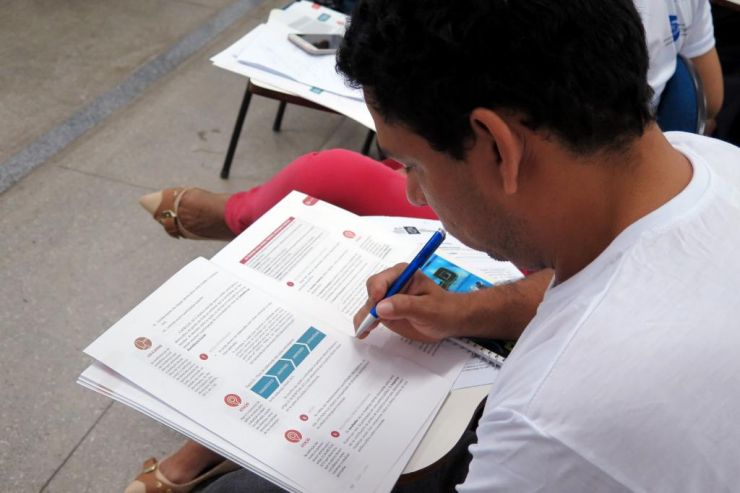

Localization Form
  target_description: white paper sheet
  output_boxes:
[235,23,362,100]
[78,361,440,490]
[267,1,348,36]
[210,13,374,130]
[78,363,301,491]
[212,49,374,129]
[363,216,524,284]
[83,194,469,493]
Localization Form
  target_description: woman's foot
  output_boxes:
[124,441,238,493]
[157,441,226,484]
[139,188,236,241]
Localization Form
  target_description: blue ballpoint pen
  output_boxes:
[355,228,447,338]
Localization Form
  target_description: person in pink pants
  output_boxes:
[139,149,437,243]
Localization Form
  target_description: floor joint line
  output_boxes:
[0,0,265,195]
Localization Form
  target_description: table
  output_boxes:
[211,3,375,179]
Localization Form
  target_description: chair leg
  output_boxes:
[272,101,288,132]
[361,130,375,156]
[220,84,253,179]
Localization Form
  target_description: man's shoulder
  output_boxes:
[485,180,740,485]
[667,132,740,189]
[666,131,740,156]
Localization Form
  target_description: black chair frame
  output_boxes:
[220,80,376,179]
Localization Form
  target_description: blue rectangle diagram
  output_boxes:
[283,344,311,366]
[296,327,326,350]
[251,375,280,399]
[266,359,295,383]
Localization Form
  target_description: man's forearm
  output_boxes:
[454,269,553,340]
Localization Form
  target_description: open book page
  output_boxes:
[363,216,523,284]
[211,193,413,334]
[78,362,439,491]
[78,363,299,491]
[211,192,470,380]
[84,257,464,493]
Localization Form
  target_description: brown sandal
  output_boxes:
[124,456,240,493]
[139,188,206,240]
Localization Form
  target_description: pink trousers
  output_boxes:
[224,149,438,235]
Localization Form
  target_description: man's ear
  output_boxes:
[469,108,523,195]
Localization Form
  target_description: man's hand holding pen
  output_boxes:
[352,262,463,342]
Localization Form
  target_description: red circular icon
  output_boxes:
[199,353,208,360]
[287,281,294,287]
[224,394,242,407]
[285,429,302,443]
[302,196,319,206]
[331,430,340,438]
[343,230,356,239]
[134,337,152,350]
[299,414,309,421]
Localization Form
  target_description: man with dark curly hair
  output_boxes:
[336,0,740,491]
[200,1,740,491]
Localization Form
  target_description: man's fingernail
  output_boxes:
[376,300,393,317]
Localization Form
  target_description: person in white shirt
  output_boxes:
[334,0,740,491]
[455,131,740,492]
[636,0,724,133]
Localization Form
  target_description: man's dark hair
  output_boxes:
[337,0,654,159]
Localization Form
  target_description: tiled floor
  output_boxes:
[0,1,371,490]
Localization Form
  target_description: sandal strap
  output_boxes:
[142,457,158,474]
[129,457,183,493]
[127,456,238,493]
[153,189,184,239]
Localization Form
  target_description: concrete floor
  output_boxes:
[0,1,371,490]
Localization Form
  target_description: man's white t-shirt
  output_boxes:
[635,0,715,106]
[459,132,740,492]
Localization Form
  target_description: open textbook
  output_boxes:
[80,192,522,492]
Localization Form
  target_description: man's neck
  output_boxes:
[536,125,693,284]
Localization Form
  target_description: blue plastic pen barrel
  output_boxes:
[369,229,446,317]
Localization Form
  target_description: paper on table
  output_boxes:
[267,1,347,35]
[210,32,374,130]
[236,23,362,101]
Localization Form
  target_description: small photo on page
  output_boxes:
[421,254,492,292]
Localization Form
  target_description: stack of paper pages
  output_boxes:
[79,192,521,492]
[210,0,373,129]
